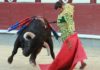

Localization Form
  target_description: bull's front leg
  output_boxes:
[47,37,55,59]
[8,38,20,64]
[29,47,42,66]
[43,42,50,56]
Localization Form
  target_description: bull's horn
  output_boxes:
[23,32,35,41]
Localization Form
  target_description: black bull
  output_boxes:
[8,17,55,65]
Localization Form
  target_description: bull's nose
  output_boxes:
[23,51,30,57]
[23,47,30,57]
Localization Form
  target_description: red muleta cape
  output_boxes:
[48,33,87,70]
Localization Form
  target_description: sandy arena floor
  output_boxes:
[0,43,100,70]
[0,34,100,70]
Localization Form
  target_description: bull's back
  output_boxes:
[25,19,51,40]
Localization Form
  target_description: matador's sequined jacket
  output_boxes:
[57,3,75,41]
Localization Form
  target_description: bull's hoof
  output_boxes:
[8,57,13,64]
[30,62,36,67]
[80,62,87,69]
[30,60,36,66]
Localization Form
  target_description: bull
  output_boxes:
[8,16,55,65]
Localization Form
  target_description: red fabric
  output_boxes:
[39,64,50,70]
[47,22,51,28]
[19,17,31,27]
[48,33,87,70]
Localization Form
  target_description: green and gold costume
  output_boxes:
[57,4,75,41]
